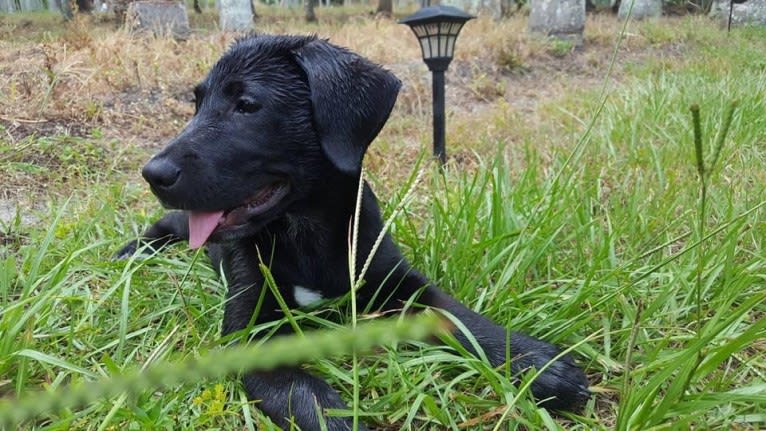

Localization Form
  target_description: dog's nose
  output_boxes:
[142,158,181,189]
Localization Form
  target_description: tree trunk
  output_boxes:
[59,0,73,19]
[304,0,316,22]
[376,0,392,16]
[76,0,93,12]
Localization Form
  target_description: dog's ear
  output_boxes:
[292,39,401,175]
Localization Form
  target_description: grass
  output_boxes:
[1,6,765,430]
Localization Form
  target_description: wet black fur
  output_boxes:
[117,34,590,430]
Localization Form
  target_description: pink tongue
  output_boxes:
[188,211,224,249]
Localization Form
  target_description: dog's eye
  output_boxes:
[235,100,261,114]
[190,96,203,114]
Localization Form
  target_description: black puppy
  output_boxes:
[118,34,589,430]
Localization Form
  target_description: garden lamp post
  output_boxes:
[400,5,474,165]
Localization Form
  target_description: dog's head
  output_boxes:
[140,35,401,248]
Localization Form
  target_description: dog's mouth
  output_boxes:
[187,181,289,249]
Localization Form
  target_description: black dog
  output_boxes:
[117,34,589,430]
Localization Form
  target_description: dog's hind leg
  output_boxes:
[114,211,189,259]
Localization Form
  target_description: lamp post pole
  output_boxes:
[432,68,446,165]
[425,58,456,165]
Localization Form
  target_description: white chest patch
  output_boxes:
[293,285,324,307]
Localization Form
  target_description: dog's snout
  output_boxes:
[142,158,181,189]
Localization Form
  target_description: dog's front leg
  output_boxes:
[222,283,364,431]
[417,283,590,410]
[114,211,189,259]
[242,368,361,431]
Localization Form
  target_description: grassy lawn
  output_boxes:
[1,6,765,430]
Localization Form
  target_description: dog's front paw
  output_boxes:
[113,240,139,260]
[112,239,163,261]
[510,333,590,410]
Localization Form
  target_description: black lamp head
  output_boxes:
[400,5,475,71]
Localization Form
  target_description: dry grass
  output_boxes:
[0,11,699,127]
[0,10,704,211]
